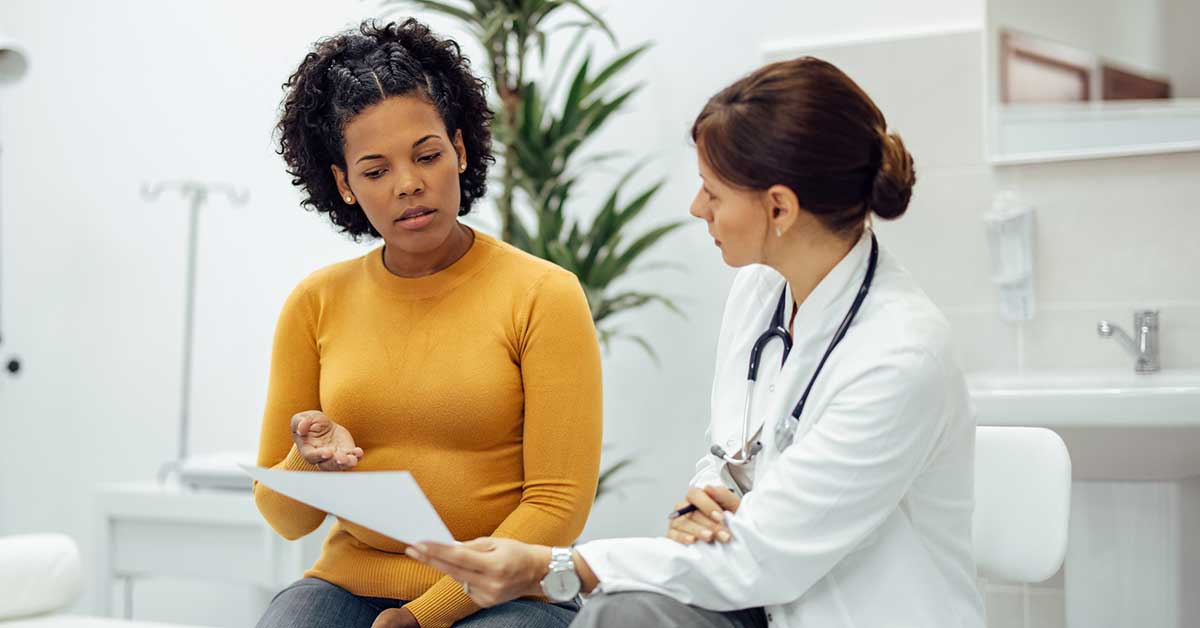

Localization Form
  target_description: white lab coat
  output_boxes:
[576,231,986,628]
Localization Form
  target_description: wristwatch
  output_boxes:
[539,546,581,602]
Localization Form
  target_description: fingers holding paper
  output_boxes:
[406,538,549,607]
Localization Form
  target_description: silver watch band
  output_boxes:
[541,545,581,602]
[549,546,574,570]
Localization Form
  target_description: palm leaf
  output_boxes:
[581,43,650,102]
[595,456,636,499]
[589,221,686,288]
[562,0,615,44]
[620,334,660,366]
[553,53,592,140]
[544,26,592,97]
[592,291,682,324]
[406,0,484,26]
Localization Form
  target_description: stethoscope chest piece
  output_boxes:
[774,416,798,453]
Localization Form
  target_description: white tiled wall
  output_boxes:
[796,26,1200,628]
[997,153,1200,372]
[982,574,1067,628]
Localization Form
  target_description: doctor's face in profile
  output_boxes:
[689,144,774,268]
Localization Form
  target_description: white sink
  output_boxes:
[969,368,1200,428]
[967,369,1200,480]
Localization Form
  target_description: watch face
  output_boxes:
[542,569,581,600]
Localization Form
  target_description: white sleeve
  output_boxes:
[689,448,727,489]
[576,347,949,610]
[688,437,741,493]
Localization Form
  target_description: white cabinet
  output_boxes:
[95,483,326,623]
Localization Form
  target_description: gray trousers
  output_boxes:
[571,591,767,628]
[257,577,579,628]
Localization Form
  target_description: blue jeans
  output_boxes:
[257,577,579,628]
[571,592,767,628]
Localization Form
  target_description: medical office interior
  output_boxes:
[1,0,1198,627]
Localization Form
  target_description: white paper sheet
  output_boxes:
[240,464,456,544]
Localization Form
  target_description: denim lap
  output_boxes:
[258,577,577,628]
[453,598,578,628]
[257,577,389,628]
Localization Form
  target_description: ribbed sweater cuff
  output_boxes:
[402,576,479,628]
[280,446,322,472]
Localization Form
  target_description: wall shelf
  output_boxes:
[991,98,1200,165]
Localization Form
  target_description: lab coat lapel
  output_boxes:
[710,231,874,464]
[757,231,875,460]
[710,273,786,457]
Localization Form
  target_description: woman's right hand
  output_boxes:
[290,410,364,471]
[666,486,739,545]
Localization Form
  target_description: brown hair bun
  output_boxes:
[869,130,916,220]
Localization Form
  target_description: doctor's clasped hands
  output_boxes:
[667,486,740,545]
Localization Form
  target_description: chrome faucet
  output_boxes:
[1097,310,1160,373]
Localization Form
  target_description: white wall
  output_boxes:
[988,0,1168,75]
[1162,0,1200,98]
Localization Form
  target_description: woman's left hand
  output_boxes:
[370,607,419,628]
[406,538,550,608]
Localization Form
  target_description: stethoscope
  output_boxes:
[711,233,879,465]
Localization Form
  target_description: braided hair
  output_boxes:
[276,19,494,239]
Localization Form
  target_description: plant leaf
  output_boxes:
[581,42,650,102]
[406,0,485,26]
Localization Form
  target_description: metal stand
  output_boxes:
[1,38,29,378]
[0,143,21,378]
[140,181,248,482]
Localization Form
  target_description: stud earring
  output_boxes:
[459,162,467,173]
[775,226,783,237]
[344,195,354,204]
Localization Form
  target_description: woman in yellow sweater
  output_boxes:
[253,19,603,628]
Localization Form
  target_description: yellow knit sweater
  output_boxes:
[254,231,603,628]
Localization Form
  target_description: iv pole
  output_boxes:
[0,36,29,378]
[141,181,248,482]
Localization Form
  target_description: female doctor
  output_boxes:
[402,57,986,628]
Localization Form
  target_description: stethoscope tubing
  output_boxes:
[714,234,879,466]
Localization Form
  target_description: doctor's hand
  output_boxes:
[667,486,741,545]
[290,410,364,472]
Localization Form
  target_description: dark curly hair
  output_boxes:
[276,19,494,239]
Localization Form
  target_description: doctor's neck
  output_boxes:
[767,224,861,311]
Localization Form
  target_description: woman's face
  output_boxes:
[688,145,772,268]
[332,95,466,256]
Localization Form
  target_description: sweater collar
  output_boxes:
[364,226,495,299]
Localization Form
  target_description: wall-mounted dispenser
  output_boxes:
[985,191,1036,322]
